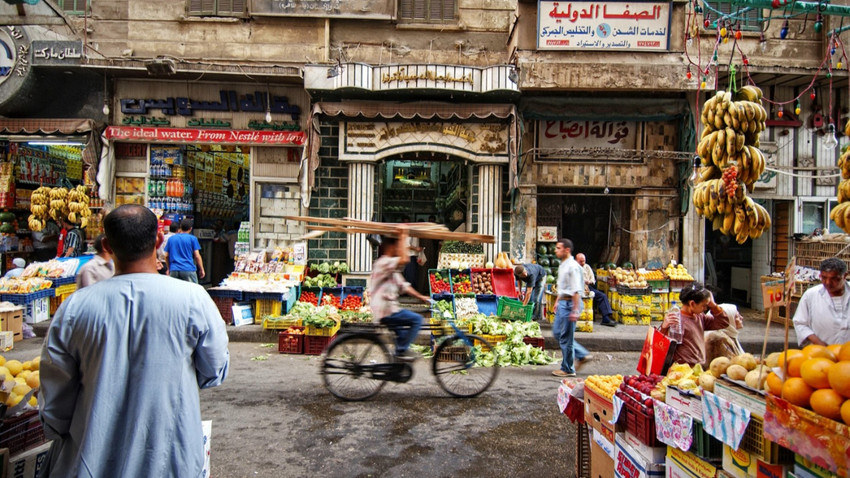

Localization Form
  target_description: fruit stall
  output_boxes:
[0,348,49,467]
[557,340,850,478]
[603,261,695,326]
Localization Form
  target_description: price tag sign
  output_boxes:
[762,280,786,309]
[784,257,797,300]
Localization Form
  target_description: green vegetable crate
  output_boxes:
[497,297,534,322]
[304,318,341,336]
[474,334,506,352]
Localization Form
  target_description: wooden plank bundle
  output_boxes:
[284,216,495,243]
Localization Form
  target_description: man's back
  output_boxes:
[39,273,229,477]
[165,233,199,271]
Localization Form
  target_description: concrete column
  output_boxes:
[346,162,375,273]
[477,164,503,261]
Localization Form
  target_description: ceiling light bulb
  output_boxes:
[824,123,839,151]
[603,187,610,195]
[102,102,110,115]
[265,110,272,122]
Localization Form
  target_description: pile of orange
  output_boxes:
[764,342,850,425]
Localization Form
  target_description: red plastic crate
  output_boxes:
[278,327,304,354]
[491,268,518,298]
[304,335,335,355]
[0,410,46,456]
[618,389,660,447]
[213,297,234,325]
[523,336,545,348]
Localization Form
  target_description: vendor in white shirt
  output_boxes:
[793,257,850,346]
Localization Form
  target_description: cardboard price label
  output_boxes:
[762,280,785,309]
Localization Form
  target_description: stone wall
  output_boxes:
[307,122,349,262]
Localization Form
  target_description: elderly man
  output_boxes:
[793,257,850,346]
[576,253,616,327]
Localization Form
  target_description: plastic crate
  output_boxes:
[739,413,794,463]
[470,268,496,295]
[497,296,534,321]
[278,327,305,354]
[50,276,76,287]
[304,319,341,337]
[475,294,498,316]
[0,288,55,305]
[669,279,694,292]
[647,279,669,293]
[437,344,471,362]
[321,287,342,308]
[298,287,322,306]
[428,269,452,295]
[0,410,46,456]
[474,334,506,351]
[619,389,660,447]
[262,316,302,330]
[689,420,723,460]
[254,299,283,318]
[283,286,298,314]
[341,286,364,299]
[304,334,335,355]
[431,293,455,318]
[206,288,244,300]
[449,269,473,294]
[491,268,518,298]
[55,283,77,296]
[243,291,287,302]
[212,296,235,325]
[523,336,545,348]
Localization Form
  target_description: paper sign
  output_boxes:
[761,280,786,309]
[537,226,557,242]
[231,301,254,327]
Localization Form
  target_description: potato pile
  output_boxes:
[472,271,494,294]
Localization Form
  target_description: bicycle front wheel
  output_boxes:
[322,333,391,401]
[432,334,498,398]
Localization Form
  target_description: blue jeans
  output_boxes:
[530,279,545,321]
[170,270,198,283]
[553,299,590,374]
[380,309,423,354]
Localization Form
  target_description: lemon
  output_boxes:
[11,383,30,397]
[25,372,39,390]
[5,360,23,376]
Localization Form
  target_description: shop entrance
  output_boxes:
[378,155,469,292]
[704,223,753,307]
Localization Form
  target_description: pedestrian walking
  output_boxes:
[163,218,205,283]
[552,238,592,377]
[39,204,230,478]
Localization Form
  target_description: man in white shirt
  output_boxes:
[552,238,592,377]
[793,257,850,346]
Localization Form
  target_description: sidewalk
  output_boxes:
[28,307,797,355]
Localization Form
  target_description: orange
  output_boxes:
[810,389,845,421]
[803,344,837,361]
[777,349,805,367]
[782,377,814,408]
[801,357,836,389]
[766,372,784,396]
[828,361,850,398]
[828,344,843,357]
[842,399,850,426]
[786,356,807,378]
[839,342,850,362]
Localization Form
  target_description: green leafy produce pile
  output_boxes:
[440,241,484,254]
[303,274,338,288]
[340,311,372,324]
[309,261,350,274]
[436,314,555,367]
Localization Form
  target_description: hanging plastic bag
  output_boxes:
[417,247,427,266]
[637,326,676,375]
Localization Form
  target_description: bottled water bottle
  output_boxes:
[667,301,683,343]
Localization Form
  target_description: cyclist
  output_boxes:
[370,227,431,362]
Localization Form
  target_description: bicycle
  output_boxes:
[320,310,499,401]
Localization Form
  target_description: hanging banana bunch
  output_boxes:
[829,119,850,233]
[692,85,772,243]
[66,185,92,229]
[28,186,51,232]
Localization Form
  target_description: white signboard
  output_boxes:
[753,141,778,190]
[538,1,671,51]
[537,120,639,150]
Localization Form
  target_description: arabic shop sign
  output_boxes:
[119,90,301,120]
[376,65,476,91]
[0,26,28,85]
[339,121,509,163]
[30,41,82,65]
[104,126,306,146]
[537,119,639,152]
[537,1,671,51]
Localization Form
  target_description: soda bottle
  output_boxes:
[667,301,683,343]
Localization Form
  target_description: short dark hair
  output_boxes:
[104,205,158,262]
[557,238,573,251]
[514,265,526,277]
[679,281,712,306]
[180,219,193,232]
[821,258,847,275]
[169,222,179,233]
[379,235,399,256]
[93,234,106,254]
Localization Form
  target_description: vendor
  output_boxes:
[3,258,25,279]
[793,257,850,346]
[660,282,730,367]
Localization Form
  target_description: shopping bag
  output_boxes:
[637,326,675,375]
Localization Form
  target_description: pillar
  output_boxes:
[347,162,376,273]
[477,164,503,261]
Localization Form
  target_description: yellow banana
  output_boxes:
[726,128,737,157]
[723,212,735,234]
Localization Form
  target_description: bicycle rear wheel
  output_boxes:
[322,333,391,401]
[432,334,498,398]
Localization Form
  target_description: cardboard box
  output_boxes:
[714,378,766,419]
[666,446,717,478]
[591,440,615,478]
[592,428,616,459]
[793,455,840,478]
[0,332,12,352]
[0,307,22,342]
[665,386,703,421]
[24,298,49,324]
[724,444,758,478]
[619,431,667,464]
[615,433,665,478]
[756,460,791,478]
[8,441,50,478]
[585,386,615,443]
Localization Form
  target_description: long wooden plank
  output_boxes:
[304,224,495,243]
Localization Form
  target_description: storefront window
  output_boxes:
[801,201,825,235]
[379,159,467,230]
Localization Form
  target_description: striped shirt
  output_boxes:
[369,256,409,321]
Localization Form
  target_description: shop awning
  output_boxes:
[302,101,520,207]
[519,97,690,122]
[0,117,102,178]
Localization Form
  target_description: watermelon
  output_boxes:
[538,256,550,267]
[551,258,561,268]
[548,244,558,254]
[537,244,548,255]
[0,212,14,223]
[0,223,14,234]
